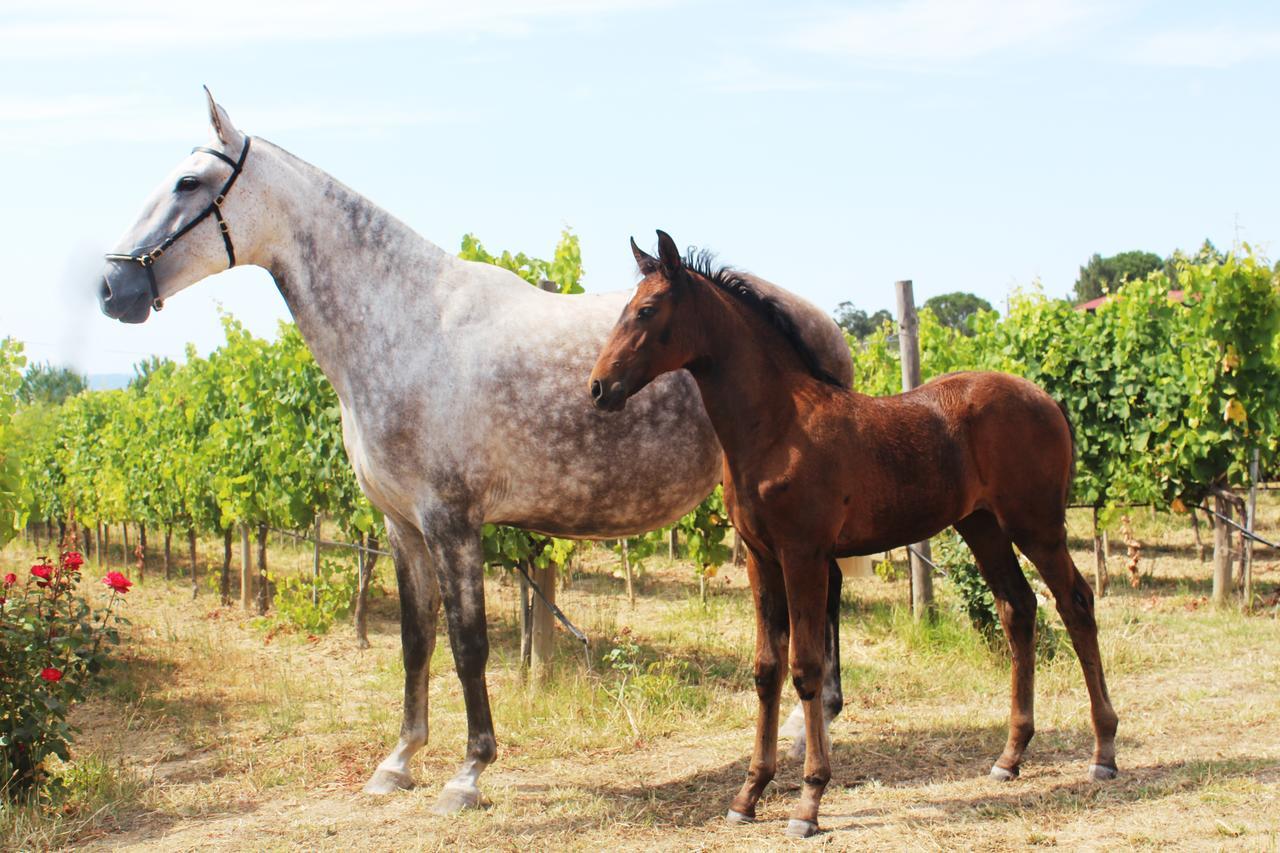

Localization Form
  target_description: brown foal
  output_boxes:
[588,232,1118,838]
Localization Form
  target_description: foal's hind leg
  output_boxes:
[1015,533,1119,781]
[954,512,1038,781]
[727,547,789,824]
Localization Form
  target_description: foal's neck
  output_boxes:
[251,140,454,400]
[684,282,835,465]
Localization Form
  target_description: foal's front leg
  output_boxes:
[727,548,789,824]
[781,550,833,839]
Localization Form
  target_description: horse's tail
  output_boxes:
[1054,397,1077,501]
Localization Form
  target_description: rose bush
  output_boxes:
[0,550,128,800]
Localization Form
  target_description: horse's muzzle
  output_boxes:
[99,264,152,324]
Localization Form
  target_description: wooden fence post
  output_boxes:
[256,523,270,615]
[188,527,199,598]
[622,539,634,608]
[519,565,533,674]
[138,523,147,581]
[530,561,557,682]
[668,528,678,561]
[1211,491,1232,606]
[896,279,934,620]
[221,528,233,605]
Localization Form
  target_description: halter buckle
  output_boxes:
[139,253,154,267]
[152,298,165,311]
[219,221,230,234]
[214,194,225,207]
[149,247,164,261]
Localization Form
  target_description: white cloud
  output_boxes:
[1130,26,1280,68]
[701,55,833,94]
[785,0,1108,65]
[0,0,669,58]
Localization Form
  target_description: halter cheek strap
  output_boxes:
[105,136,251,311]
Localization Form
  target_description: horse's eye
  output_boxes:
[175,176,201,193]
[637,305,657,320]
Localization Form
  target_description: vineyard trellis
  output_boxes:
[1,242,1277,663]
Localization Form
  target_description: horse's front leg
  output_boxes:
[421,513,497,814]
[781,548,833,839]
[365,515,442,794]
[727,547,788,824]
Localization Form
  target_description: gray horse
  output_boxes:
[99,91,853,813]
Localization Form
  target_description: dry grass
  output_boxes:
[3,502,1279,851]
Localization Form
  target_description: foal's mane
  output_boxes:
[679,249,845,389]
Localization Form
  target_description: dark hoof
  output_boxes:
[725,809,755,824]
[363,767,414,795]
[785,818,819,838]
[1088,763,1118,781]
[989,764,1019,782]
[431,783,482,814]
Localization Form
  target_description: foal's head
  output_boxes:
[589,230,701,411]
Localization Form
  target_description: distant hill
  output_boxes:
[87,374,132,391]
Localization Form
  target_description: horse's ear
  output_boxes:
[204,85,241,146]
[655,230,684,280]
[631,237,660,275]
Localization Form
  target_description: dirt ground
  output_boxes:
[4,505,1279,851]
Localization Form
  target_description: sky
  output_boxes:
[2,0,1278,375]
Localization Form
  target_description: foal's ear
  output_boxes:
[203,85,242,147]
[655,230,684,280]
[630,237,660,275]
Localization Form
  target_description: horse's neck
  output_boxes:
[249,140,471,401]
[685,284,828,463]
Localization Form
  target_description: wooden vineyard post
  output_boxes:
[353,534,378,649]
[240,524,252,609]
[312,514,322,607]
[188,527,199,598]
[163,527,172,580]
[221,528,233,605]
[622,539,635,607]
[668,528,678,560]
[1244,450,1259,608]
[138,523,147,581]
[121,523,130,569]
[518,565,533,674]
[256,523,270,615]
[1092,508,1108,596]
[1211,491,1232,606]
[896,279,934,620]
[530,560,557,682]
[95,521,103,567]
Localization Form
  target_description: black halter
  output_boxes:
[105,136,251,311]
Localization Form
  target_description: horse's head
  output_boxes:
[589,230,697,412]
[100,89,254,323]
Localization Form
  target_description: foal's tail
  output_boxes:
[1054,397,1077,501]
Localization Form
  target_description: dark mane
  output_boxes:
[680,249,844,388]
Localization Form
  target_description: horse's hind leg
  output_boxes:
[784,560,844,761]
[365,515,442,795]
[954,511,1038,781]
[423,511,499,813]
[1015,532,1119,781]
[728,547,789,824]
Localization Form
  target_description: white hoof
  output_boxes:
[431,782,482,814]
[726,809,755,824]
[363,767,414,795]
[785,818,819,838]
[1088,763,1118,781]
[989,764,1018,782]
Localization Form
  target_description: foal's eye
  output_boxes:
[175,176,201,193]
[637,305,657,320]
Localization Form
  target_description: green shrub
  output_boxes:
[270,557,358,635]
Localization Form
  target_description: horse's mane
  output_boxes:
[679,249,845,389]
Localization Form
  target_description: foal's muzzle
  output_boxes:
[590,377,628,412]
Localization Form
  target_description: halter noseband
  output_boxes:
[105,136,251,311]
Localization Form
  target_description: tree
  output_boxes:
[18,362,86,406]
[1073,251,1163,303]
[923,292,993,336]
[833,302,893,340]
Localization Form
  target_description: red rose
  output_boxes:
[62,552,85,571]
[40,667,62,683]
[3,572,15,586]
[31,564,51,579]
[102,571,132,594]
